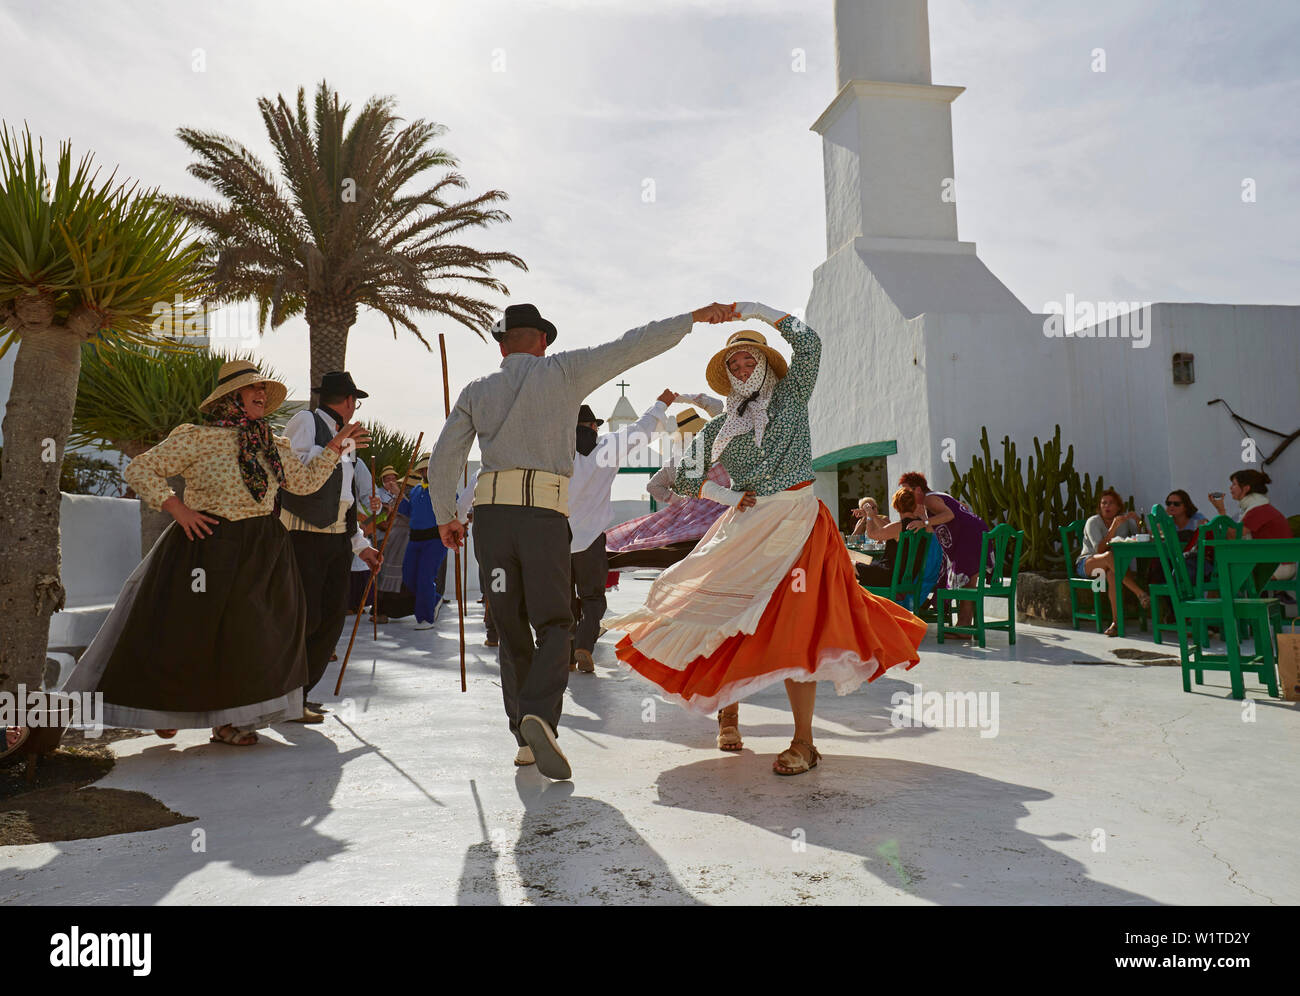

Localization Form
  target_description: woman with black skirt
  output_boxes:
[64,360,368,746]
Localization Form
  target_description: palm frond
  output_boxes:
[0,123,209,350]
[173,80,527,358]
[69,338,289,453]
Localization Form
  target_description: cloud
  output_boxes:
[3,0,1295,452]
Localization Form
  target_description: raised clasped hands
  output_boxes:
[692,302,741,324]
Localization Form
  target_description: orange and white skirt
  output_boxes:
[605,483,926,714]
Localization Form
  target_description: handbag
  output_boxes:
[1278,622,1300,702]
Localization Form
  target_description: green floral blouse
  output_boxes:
[675,314,820,498]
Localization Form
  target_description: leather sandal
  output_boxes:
[773,738,820,776]
[210,725,258,747]
[716,706,743,752]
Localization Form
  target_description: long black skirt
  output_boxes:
[63,514,306,730]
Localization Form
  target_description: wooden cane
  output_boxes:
[370,455,378,641]
[440,332,467,692]
[336,432,424,696]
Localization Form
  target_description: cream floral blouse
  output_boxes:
[124,424,341,520]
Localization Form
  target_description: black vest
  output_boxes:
[279,411,359,532]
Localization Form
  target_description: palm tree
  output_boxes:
[68,339,293,555]
[361,420,420,486]
[173,80,526,406]
[0,127,206,694]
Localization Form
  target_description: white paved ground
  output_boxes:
[3,578,1296,905]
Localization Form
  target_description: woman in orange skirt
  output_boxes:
[605,303,926,775]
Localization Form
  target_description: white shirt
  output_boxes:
[283,407,370,555]
[456,468,480,524]
[568,401,666,553]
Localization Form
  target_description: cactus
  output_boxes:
[948,425,1134,573]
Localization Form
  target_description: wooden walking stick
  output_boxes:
[370,455,378,641]
[440,332,467,693]
[336,432,424,696]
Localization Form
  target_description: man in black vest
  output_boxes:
[281,371,382,721]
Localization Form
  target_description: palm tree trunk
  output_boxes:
[119,440,184,558]
[306,299,356,409]
[138,476,185,555]
[0,326,84,694]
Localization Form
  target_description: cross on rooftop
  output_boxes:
[616,380,630,396]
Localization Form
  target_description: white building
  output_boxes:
[807,0,1298,528]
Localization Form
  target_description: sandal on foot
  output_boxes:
[210,725,258,747]
[773,738,820,776]
[716,706,743,752]
[155,729,178,739]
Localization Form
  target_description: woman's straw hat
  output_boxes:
[673,407,709,435]
[199,360,288,415]
[405,453,431,486]
[705,330,788,395]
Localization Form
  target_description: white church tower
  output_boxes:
[807,0,1043,523]
[806,0,1298,527]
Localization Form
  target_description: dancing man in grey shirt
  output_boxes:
[430,301,738,779]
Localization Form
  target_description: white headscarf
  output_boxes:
[711,347,778,464]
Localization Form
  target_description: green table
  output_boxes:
[1200,537,1300,698]
[1206,537,1300,602]
[1107,537,1159,638]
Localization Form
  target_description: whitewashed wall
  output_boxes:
[1058,303,1300,519]
[806,245,932,476]
[48,493,141,651]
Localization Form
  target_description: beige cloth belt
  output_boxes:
[474,469,569,515]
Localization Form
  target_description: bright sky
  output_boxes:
[4,0,1297,473]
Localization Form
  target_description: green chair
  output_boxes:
[1189,515,1239,646]
[937,523,1024,647]
[860,527,933,609]
[1148,505,1279,699]
[1153,515,1234,645]
[1061,520,1106,633]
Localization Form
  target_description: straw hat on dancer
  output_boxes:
[605,304,927,775]
[62,361,368,747]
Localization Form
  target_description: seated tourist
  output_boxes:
[1148,489,1211,584]
[1208,469,1296,589]
[1078,487,1149,636]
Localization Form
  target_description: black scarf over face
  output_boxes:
[576,425,598,456]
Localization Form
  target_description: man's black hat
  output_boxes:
[492,303,557,346]
[577,404,604,427]
[315,371,369,398]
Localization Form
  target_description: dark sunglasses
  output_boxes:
[1165,499,1183,506]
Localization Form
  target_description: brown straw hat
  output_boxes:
[405,453,431,486]
[199,360,288,415]
[705,329,788,395]
[673,407,709,435]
